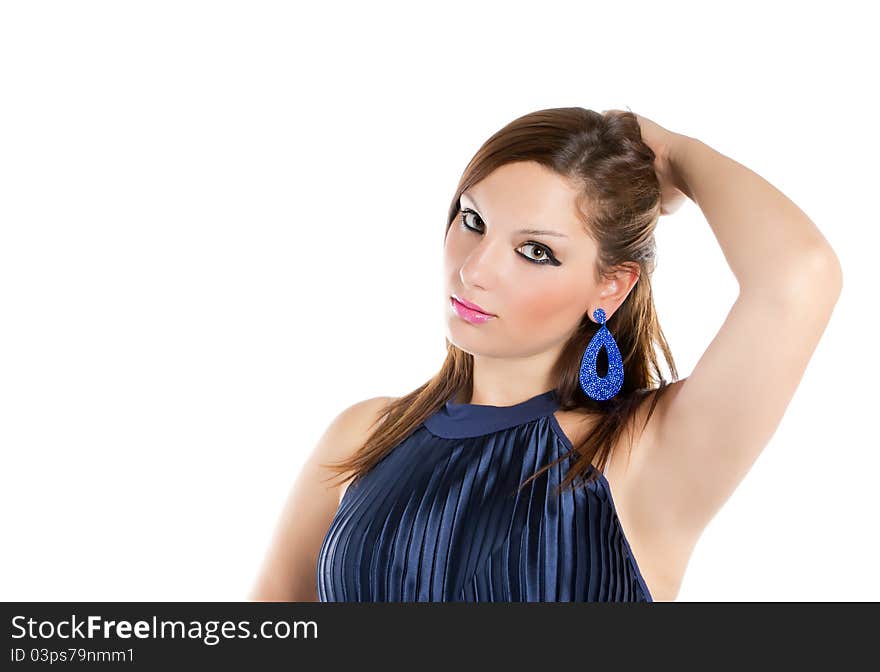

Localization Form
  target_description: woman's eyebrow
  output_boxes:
[460,193,569,238]
[517,227,568,238]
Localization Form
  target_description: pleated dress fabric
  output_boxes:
[316,388,653,602]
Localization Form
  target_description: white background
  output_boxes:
[1,1,876,601]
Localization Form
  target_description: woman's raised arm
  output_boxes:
[622,126,843,551]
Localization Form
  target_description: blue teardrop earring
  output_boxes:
[579,308,624,401]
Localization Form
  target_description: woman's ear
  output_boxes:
[597,263,640,317]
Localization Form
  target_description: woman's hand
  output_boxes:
[607,109,691,216]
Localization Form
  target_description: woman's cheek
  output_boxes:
[516,286,586,332]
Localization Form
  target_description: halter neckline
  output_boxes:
[424,388,561,439]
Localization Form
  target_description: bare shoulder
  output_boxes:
[602,383,685,505]
[552,387,665,475]
[317,396,398,502]
[248,394,399,601]
[316,395,398,468]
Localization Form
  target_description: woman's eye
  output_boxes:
[460,208,485,232]
[517,243,556,264]
[459,208,560,266]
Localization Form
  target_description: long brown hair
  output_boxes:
[321,106,679,497]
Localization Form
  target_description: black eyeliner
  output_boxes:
[459,207,561,266]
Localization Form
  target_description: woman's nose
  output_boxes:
[459,239,505,288]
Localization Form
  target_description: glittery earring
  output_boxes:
[579,308,624,401]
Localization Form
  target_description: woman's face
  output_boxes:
[444,160,625,359]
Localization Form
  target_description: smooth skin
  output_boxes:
[250,112,842,602]
[249,396,394,601]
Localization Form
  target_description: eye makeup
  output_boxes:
[459,207,562,266]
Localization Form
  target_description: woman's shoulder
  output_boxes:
[317,395,398,465]
[338,395,397,423]
[552,388,666,473]
[321,395,398,503]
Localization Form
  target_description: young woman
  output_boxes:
[250,108,842,602]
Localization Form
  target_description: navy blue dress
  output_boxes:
[316,388,653,602]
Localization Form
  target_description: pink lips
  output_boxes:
[450,295,497,324]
